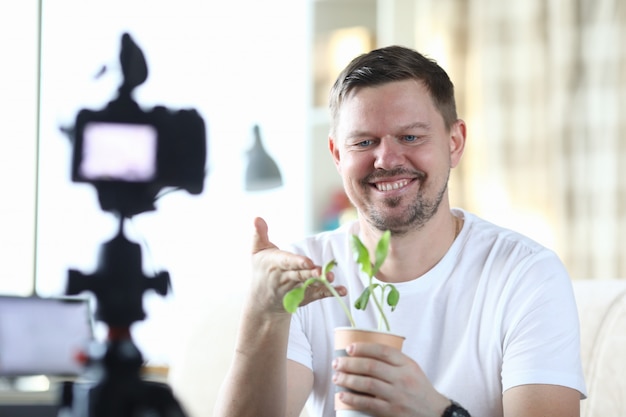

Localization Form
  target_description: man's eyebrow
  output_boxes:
[402,122,431,130]
[345,129,372,139]
[346,122,432,139]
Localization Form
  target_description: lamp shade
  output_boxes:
[245,125,283,191]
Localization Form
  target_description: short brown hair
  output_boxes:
[329,45,458,133]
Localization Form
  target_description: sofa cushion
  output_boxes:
[573,279,626,416]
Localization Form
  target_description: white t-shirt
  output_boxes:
[286,209,587,417]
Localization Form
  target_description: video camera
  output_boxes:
[57,32,207,417]
[70,32,206,218]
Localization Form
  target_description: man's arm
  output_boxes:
[213,306,312,417]
[503,384,580,417]
[213,305,291,417]
[286,361,315,417]
[332,341,582,417]
[213,217,341,417]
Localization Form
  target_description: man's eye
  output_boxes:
[357,140,373,147]
[403,135,418,142]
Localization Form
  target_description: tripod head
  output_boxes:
[67,217,170,328]
[58,32,207,417]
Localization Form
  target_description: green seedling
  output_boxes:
[282,258,355,326]
[282,230,399,331]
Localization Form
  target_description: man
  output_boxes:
[214,45,586,417]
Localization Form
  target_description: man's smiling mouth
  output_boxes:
[374,179,411,191]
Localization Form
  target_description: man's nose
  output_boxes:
[373,137,405,170]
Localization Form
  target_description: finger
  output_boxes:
[332,367,399,412]
[252,217,318,271]
[335,389,389,415]
[346,342,403,366]
[333,371,390,400]
[280,268,323,287]
[303,281,347,301]
[252,217,277,254]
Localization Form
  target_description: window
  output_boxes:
[5,0,310,366]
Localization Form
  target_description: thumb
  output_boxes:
[252,217,278,254]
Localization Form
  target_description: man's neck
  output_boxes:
[358,207,462,283]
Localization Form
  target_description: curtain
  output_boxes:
[410,0,626,280]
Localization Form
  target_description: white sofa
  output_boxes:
[573,279,626,416]
[168,279,626,417]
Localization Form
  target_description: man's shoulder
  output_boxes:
[456,209,568,284]
[459,208,551,255]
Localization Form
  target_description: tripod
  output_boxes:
[56,32,206,417]
[58,217,187,417]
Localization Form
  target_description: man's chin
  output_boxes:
[368,212,412,233]
[381,196,403,208]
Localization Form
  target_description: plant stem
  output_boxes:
[321,280,356,327]
[373,286,390,331]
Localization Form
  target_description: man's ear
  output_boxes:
[329,135,342,173]
[450,119,467,168]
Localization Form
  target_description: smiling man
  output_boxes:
[214,45,586,417]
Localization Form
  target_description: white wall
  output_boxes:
[0,1,39,296]
[0,1,312,408]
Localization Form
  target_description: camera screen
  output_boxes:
[0,296,93,376]
[80,122,158,182]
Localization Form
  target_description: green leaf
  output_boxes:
[351,235,371,276]
[373,230,391,275]
[322,259,337,279]
[386,285,400,311]
[354,287,371,310]
[282,260,338,315]
[282,286,306,313]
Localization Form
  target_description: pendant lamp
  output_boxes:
[245,125,283,191]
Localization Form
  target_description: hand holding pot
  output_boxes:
[332,341,451,417]
[250,217,347,314]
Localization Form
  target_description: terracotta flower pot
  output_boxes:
[334,327,405,417]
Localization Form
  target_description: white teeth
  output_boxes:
[376,179,409,191]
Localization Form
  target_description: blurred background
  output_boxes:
[309,0,626,282]
[0,0,624,415]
